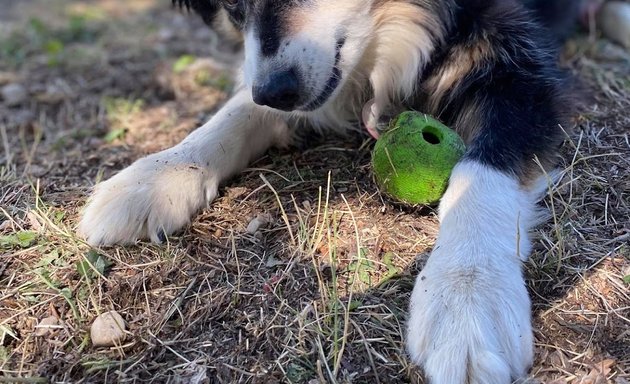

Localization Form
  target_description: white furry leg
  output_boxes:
[79,153,216,245]
[407,161,543,384]
[78,90,289,246]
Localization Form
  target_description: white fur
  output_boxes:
[79,90,289,245]
[407,161,542,383]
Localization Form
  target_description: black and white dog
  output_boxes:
[79,0,578,382]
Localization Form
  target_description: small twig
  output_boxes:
[604,231,630,246]
[259,173,295,244]
[0,124,12,167]
[157,276,198,334]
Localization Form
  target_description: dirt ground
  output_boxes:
[0,1,628,383]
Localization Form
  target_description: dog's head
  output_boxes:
[176,0,372,112]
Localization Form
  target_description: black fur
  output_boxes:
[173,0,221,25]
[173,0,246,27]
[523,0,581,41]
[418,0,575,179]
[256,2,290,56]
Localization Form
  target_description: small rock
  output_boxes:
[34,316,59,337]
[1,83,27,107]
[157,27,175,42]
[246,214,271,234]
[598,1,630,48]
[35,83,69,104]
[0,220,13,232]
[226,186,248,200]
[91,311,126,347]
[10,109,35,126]
[0,72,19,85]
[26,210,43,232]
[266,255,284,268]
[87,137,105,148]
[26,165,47,178]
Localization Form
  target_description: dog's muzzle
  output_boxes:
[252,68,301,111]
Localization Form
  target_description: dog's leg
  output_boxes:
[407,161,546,383]
[79,90,288,246]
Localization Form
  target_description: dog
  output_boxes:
[78,0,578,382]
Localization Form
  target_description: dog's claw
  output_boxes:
[362,99,381,140]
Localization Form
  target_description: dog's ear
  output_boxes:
[173,0,222,25]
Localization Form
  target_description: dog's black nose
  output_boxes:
[252,69,300,111]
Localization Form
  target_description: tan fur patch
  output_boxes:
[425,41,495,114]
[450,98,485,145]
[368,1,445,117]
[285,7,309,35]
[213,8,244,43]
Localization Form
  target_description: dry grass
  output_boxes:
[1,1,629,383]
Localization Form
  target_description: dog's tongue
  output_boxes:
[362,99,380,140]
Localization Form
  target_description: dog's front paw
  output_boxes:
[78,151,218,246]
[407,256,533,384]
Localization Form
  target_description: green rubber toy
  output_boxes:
[372,111,466,205]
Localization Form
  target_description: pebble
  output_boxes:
[34,316,59,337]
[0,72,19,85]
[10,109,35,127]
[90,311,126,347]
[246,214,271,234]
[157,27,175,42]
[599,1,630,48]
[87,137,105,148]
[36,84,66,104]
[1,83,27,107]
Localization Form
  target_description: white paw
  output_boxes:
[407,254,534,384]
[78,151,218,246]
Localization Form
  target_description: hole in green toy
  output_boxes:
[422,125,442,145]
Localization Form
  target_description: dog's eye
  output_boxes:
[219,0,246,27]
[222,0,239,9]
